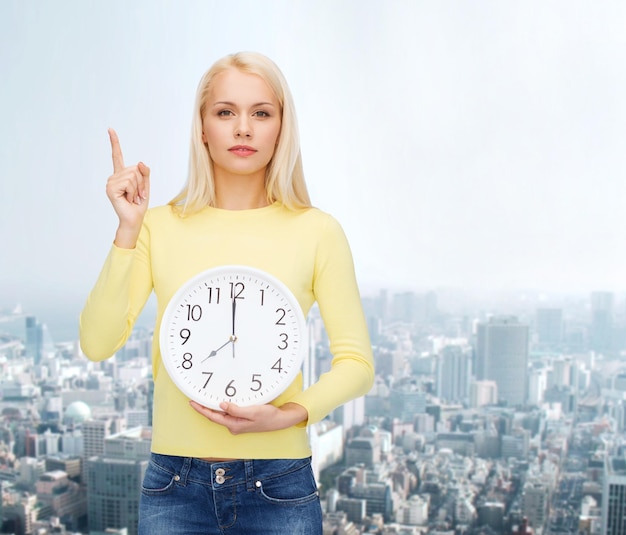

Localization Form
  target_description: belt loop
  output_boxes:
[245,460,255,491]
[178,457,192,485]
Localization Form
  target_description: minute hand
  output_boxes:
[231,297,237,358]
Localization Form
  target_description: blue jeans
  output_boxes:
[139,453,322,534]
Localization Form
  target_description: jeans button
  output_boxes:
[216,475,225,484]
[215,468,226,477]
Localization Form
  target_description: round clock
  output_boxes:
[159,265,307,410]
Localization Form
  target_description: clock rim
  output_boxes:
[159,264,308,410]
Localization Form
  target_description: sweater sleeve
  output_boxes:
[79,220,153,362]
[288,214,375,424]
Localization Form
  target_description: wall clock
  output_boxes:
[159,265,307,410]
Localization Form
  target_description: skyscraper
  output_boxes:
[475,316,529,407]
[25,316,44,364]
[86,427,151,535]
[436,345,471,403]
[535,308,563,348]
[601,455,626,535]
[591,291,614,353]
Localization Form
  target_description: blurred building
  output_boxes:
[601,455,626,535]
[436,345,471,403]
[535,308,563,348]
[475,316,529,407]
[590,291,613,353]
[86,427,151,535]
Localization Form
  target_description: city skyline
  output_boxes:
[1,2,626,332]
[2,258,626,533]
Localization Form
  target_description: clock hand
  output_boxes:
[202,339,232,362]
[232,296,237,336]
[231,296,237,358]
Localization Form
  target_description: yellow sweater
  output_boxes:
[80,202,374,459]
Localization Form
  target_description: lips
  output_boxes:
[228,145,257,156]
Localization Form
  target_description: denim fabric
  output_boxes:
[139,453,322,534]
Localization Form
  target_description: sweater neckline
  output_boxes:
[201,201,283,217]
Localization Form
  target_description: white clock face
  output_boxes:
[159,265,307,410]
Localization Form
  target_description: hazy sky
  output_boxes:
[1,1,626,328]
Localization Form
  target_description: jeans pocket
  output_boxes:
[141,460,178,497]
[256,461,320,505]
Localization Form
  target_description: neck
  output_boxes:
[214,173,270,210]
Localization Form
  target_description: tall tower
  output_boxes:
[436,345,471,403]
[591,291,614,352]
[25,316,44,364]
[535,308,563,348]
[601,455,626,534]
[475,316,529,407]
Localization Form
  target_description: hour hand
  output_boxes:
[202,339,232,362]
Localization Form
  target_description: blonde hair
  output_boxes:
[170,52,311,214]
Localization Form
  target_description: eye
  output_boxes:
[253,110,270,118]
[217,110,234,117]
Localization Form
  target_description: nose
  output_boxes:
[235,116,252,138]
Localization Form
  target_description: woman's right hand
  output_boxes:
[105,128,150,249]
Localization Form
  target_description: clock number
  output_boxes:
[278,333,288,350]
[250,374,262,392]
[202,372,213,389]
[271,358,283,373]
[208,287,221,304]
[225,380,237,397]
[181,353,193,370]
[179,328,191,344]
[259,289,265,306]
[230,282,245,299]
[186,304,202,321]
[275,308,286,325]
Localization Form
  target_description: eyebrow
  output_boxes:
[212,101,276,108]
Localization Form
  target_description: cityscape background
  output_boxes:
[2,2,626,535]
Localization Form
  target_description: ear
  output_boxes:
[202,131,207,144]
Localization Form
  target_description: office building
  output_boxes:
[475,316,529,407]
[601,455,626,535]
[436,345,471,403]
[86,427,151,535]
[470,380,498,408]
[591,291,613,352]
[389,383,427,423]
[522,481,549,531]
[535,308,563,347]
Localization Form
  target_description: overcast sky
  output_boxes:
[1,1,626,331]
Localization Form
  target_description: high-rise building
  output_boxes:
[591,291,614,352]
[436,345,471,403]
[522,481,549,531]
[475,316,529,407]
[82,416,125,483]
[535,308,563,347]
[601,455,626,535]
[25,316,44,364]
[86,427,151,535]
[527,368,547,406]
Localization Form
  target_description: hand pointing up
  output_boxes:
[105,129,150,248]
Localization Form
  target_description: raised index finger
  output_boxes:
[108,128,125,173]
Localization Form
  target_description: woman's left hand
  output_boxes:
[189,400,308,435]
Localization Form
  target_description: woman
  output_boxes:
[80,52,374,534]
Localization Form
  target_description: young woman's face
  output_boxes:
[202,68,281,183]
